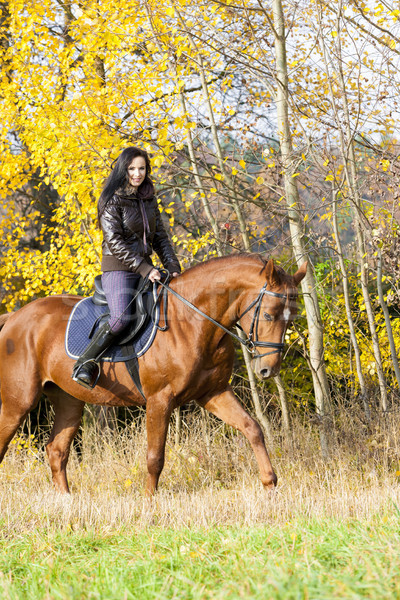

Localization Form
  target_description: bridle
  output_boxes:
[157,276,291,359]
[237,282,289,359]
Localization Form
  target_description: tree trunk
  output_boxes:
[175,406,182,447]
[332,186,370,421]
[274,374,291,435]
[271,0,332,458]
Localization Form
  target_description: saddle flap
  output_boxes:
[117,313,148,346]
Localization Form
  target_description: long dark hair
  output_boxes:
[97,147,154,223]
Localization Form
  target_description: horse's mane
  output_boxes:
[180,253,266,278]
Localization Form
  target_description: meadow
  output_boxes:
[0,404,400,599]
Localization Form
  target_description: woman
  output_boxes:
[72,147,181,389]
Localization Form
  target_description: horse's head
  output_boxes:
[238,258,307,380]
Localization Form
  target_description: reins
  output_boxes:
[157,274,288,358]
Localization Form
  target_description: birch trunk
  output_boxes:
[272,0,332,458]
[332,187,370,421]
[274,374,291,435]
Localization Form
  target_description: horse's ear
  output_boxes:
[293,261,307,286]
[263,259,281,287]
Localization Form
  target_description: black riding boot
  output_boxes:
[72,322,118,389]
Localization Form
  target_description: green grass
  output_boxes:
[1,508,400,599]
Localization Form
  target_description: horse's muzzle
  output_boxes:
[255,364,280,380]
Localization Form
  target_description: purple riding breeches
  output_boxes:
[101,271,141,334]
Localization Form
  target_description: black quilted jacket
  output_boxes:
[100,191,181,277]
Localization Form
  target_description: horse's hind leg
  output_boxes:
[45,388,84,494]
[0,405,31,463]
[198,387,277,489]
[0,381,42,463]
[145,395,173,496]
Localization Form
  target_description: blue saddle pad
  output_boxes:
[65,290,160,362]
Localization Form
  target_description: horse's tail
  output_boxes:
[0,313,12,332]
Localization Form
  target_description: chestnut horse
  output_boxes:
[0,254,306,494]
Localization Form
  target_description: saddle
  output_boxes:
[90,275,156,346]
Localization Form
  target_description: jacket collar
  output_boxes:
[116,177,154,201]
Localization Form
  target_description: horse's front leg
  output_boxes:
[145,395,173,496]
[198,386,277,489]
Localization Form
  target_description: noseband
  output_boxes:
[158,277,289,359]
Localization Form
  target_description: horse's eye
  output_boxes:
[263,312,273,321]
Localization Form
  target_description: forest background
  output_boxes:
[0,0,400,452]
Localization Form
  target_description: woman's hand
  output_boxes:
[148,268,161,283]
[148,269,179,282]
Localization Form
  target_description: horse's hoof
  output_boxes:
[263,473,278,490]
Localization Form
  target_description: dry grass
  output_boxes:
[0,404,399,536]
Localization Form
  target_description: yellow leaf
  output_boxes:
[153,156,164,168]
[380,159,390,171]
[239,159,246,169]
[256,176,264,185]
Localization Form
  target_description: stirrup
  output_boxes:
[72,359,102,390]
